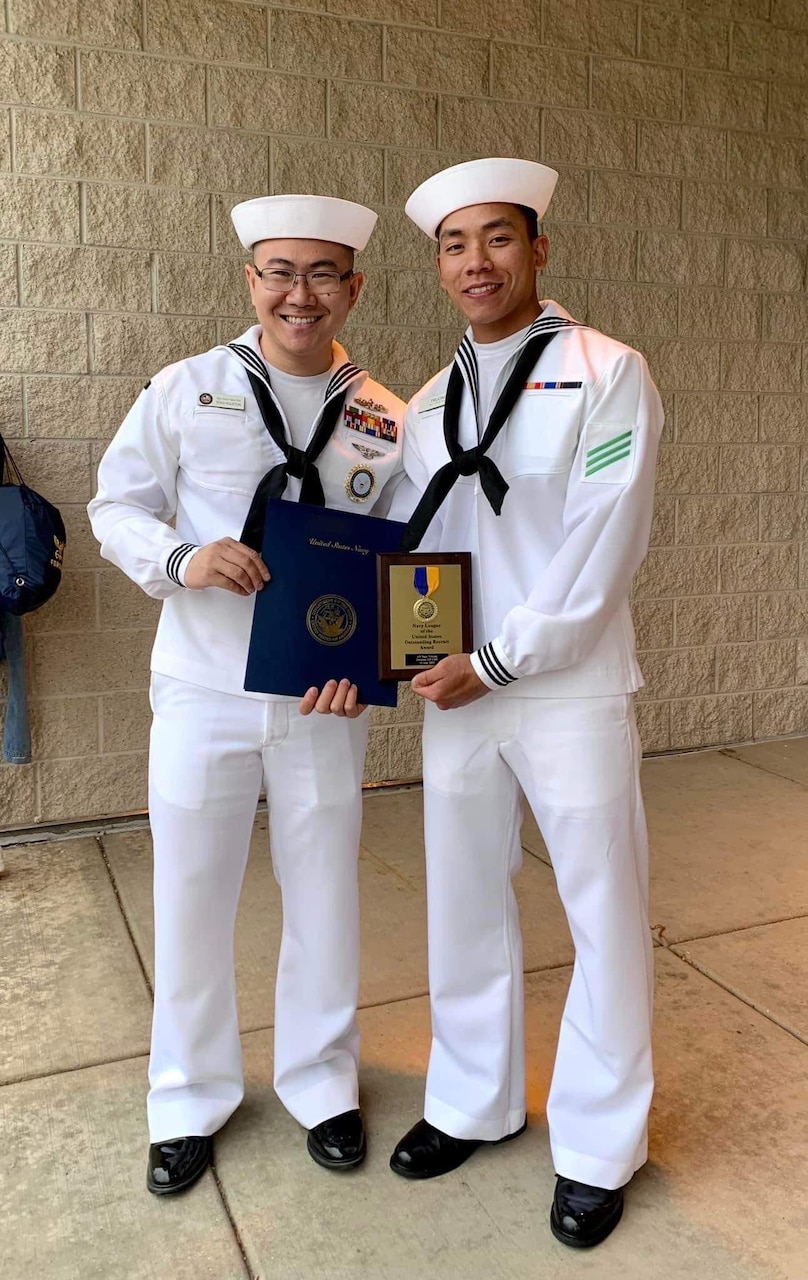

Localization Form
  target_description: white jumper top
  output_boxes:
[391,301,664,698]
[89,325,406,699]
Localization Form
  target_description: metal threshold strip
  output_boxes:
[0,777,424,849]
[1,730,805,851]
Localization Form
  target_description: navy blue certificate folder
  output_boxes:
[244,498,406,708]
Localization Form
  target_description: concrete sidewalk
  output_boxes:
[1,740,807,1280]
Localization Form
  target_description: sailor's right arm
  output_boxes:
[88,380,197,598]
[88,380,268,598]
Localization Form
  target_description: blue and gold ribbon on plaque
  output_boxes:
[413,565,440,621]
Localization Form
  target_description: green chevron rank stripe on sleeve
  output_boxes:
[584,429,633,478]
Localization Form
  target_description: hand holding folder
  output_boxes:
[299,677,367,718]
[244,499,406,709]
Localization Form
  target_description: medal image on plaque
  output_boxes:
[377,552,473,681]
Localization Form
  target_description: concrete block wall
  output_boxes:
[0,0,806,827]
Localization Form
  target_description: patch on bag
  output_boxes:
[344,402,398,443]
[50,535,65,570]
[582,424,635,484]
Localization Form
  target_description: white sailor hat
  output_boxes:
[405,158,558,240]
[231,194,378,252]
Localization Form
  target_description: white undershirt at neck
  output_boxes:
[471,322,534,425]
[263,361,332,451]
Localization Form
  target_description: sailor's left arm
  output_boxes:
[470,350,664,690]
[386,400,442,532]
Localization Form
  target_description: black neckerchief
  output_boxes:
[226,341,360,551]
[399,315,581,552]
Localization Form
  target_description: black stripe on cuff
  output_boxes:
[167,543,197,586]
[477,642,517,687]
[476,643,507,687]
[487,646,516,684]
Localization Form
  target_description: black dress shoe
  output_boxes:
[146,1135,212,1196]
[550,1176,624,1248]
[390,1117,527,1180]
[307,1109,366,1170]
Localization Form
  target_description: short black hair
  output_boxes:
[515,204,540,241]
[435,203,540,243]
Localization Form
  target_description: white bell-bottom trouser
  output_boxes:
[421,692,654,1191]
[146,674,368,1144]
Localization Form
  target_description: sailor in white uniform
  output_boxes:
[387,159,663,1248]
[88,195,406,1195]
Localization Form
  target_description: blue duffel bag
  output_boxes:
[0,432,66,615]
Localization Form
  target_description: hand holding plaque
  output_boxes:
[409,652,489,711]
[377,552,473,681]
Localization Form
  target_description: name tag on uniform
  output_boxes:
[199,392,246,411]
[419,394,446,414]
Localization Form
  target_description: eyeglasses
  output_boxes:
[251,266,354,296]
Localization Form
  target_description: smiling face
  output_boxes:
[436,203,549,343]
[245,237,364,375]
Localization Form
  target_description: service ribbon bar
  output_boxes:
[524,380,583,390]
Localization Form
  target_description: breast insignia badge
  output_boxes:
[345,464,376,503]
[351,441,384,460]
[354,395,388,414]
